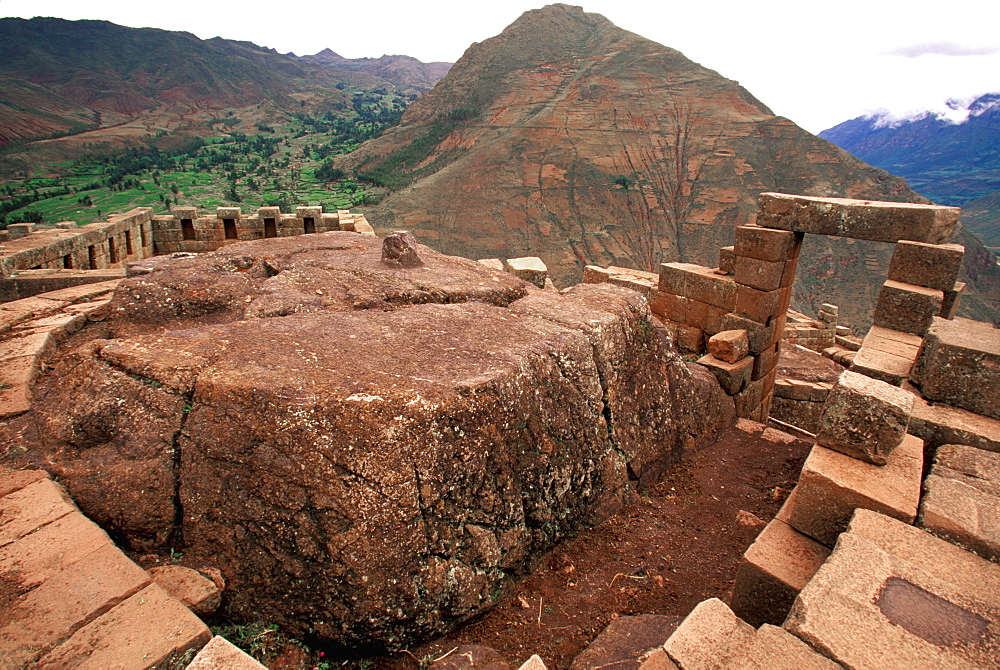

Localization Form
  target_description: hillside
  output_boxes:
[0,17,439,165]
[299,49,451,90]
[337,4,999,328]
[819,93,1000,252]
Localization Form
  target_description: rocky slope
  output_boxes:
[1,232,733,648]
[338,4,998,329]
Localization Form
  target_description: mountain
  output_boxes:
[0,17,435,161]
[819,93,1000,253]
[299,49,451,91]
[338,4,999,328]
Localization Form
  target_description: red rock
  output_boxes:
[0,511,111,589]
[570,614,680,670]
[382,230,424,268]
[707,330,749,364]
[187,636,268,670]
[0,479,76,548]
[0,466,49,498]
[734,285,790,325]
[733,225,803,262]
[658,263,736,310]
[872,280,944,336]
[35,583,212,669]
[697,354,751,395]
[757,193,960,244]
[887,240,964,291]
[149,565,222,615]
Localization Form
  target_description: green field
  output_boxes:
[0,90,407,228]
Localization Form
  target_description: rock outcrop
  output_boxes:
[2,231,733,648]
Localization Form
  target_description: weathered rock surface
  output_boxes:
[1,233,732,648]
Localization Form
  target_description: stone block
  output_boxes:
[658,263,736,310]
[7,222,36,239]
[697,354,752,395]
[849,346,914,387]
[770,395,825,434]
[734,285,789,325]
[0,466,50,498]
[507,257,548,288]
[873,280,944,336]
[756,192,961,244]
[569,614,679,670]
[920,445,1000,561]
[887,240,965,291]
[663,598,755,669]
[816,370,913,465]
[0,543,153,667]
[637,648,679,670]
[940,281,965,319]
[0,355,36,419]
[36,582,212,669]
[912,316,1000,419]
[907,388,1000,453]
[0,478,76,548]
[730,514,831,627]
[583,265,610,283]
[785,510,1000,669]
[187,636,268,669]
[171,206,198,220]
[733,376,769,420]
[216,207,242,219]
[718,246,736,274]
[734,255,787,292]
[773,378,813,401]
[708,329,749,364]
[734,224,803,262]
[861,326,921,360]
[149,565,223,615]
[0,512,112,590]
[721,313,785,355]
[784,435,923,546]
[751,342,780,382]
[479,259,506,272]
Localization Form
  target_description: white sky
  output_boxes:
[2,0,998,133]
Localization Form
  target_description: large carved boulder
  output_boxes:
[2,232,733,648]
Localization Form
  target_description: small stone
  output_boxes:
[736,510,765,527]
[507,257,548,288]
[708,330,749,364]
[148,565,222,615]
[381,230,423,267]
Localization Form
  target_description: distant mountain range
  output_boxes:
[0,17,450,157]
[337,3,999,327]
[820,94,1000,248]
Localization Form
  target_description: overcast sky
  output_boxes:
[3,0,998,133]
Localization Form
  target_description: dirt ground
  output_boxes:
[277,418,811,670]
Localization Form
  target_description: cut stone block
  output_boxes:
[816,370,913,465]
[734,285,789,325]
[663,598,755,669]
[708,329,749,364]
[921,445,1000,561]
[187,636,268,670]
[0,543,152,667]
[0,512,112,590]
[718,246,736,275]
[36,582,212,669]
[861,326,922,359]
[149,565,223,615]
[637,648,679,670]
[697,354,752,395]
[912,316,1000,420]
[0,466,49,498]
[873,280,944,337]
[0,478,76,548]
[784,435,923,546]
[569,614,680,670]
[756,192,961,244]
[721,313,786,356]
[785,510,1000,669]
[908,388,1000,453]
[751,342,780,382]
[506,257,548,288]
[730,513,831,627]
[658,263,736,310]
[733,225,803,262]
[849,346,914,386]
[659,318,704,353]
[734,256,788,292]
[940,281,965,319]
[887,240,965,291]
[736,624,840,670]
[478,259,506,272]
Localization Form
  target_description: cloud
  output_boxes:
[887,41,999,58]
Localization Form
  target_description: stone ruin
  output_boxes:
[2,192,1000,668]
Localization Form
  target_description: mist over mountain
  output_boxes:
[298,49,451,90]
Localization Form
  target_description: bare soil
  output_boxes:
[337,418,812,670]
